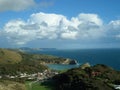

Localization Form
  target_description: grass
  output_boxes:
[32,82,52,90]
[57,69,68,73]
[25,81,54,90]
[0,80,26,90]
[0,48,22,64]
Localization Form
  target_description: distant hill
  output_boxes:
[17,47,57,52]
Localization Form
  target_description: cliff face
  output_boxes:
[53,64,120,90]
[61,58,78,65]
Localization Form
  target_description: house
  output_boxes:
[114,85,120,90]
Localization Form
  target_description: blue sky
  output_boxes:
[0,0,120,49]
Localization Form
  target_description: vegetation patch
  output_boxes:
[25,81,54,90]
[53,64,120,90]
[0,49,22,64]
[0,80,26,90]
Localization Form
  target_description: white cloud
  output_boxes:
[78,13,103,26]
[29,12,68,26]
[108,20,120,39]
[109,20,120,30]
[3,19,37,45]
[1,12,120,46]
[0,0,35,11]
[61,31,78,39]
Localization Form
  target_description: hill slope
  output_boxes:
[0,48,76,65]
[0,48,22,64]
[0,80,26,90]
[53,64,120,90]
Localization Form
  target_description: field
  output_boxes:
[25,81,54,90]
[0,80,26,90]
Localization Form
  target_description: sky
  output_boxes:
[0,0,120,49]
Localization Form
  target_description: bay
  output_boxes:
[31,48,120,70]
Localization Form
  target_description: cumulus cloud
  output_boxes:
[109,20,120,30]
[0,0,35,11]
[61,31,78,39]
[2,20,37,45]
[29,12,67,26]
[0,0,54,12]
[77,13,103,26]
[107,20,120,39]
[1,12,120,45]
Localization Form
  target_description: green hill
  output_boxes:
[53,64,120,90]
[0,48,22,64]
[0,48,74,65]
[0,48,52,76]
[0,48,75,77]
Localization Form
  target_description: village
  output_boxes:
[0,69,59,81]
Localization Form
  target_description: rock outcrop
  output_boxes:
[69,60,78,65]
[80,62,91,69]
[62,58,78,65]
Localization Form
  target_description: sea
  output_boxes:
[31,48,120,70]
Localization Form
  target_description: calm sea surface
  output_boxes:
[31,48,120,70]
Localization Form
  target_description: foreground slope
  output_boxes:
[53,64,120,90]
[0,80,26,90]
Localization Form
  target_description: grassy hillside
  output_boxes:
[0,80,26,90]
[25,81,54,90]
[0,48,72,65]
[0,48,22,64]
[0,48,73,79]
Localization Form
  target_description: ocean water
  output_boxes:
[31,48,120,70]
